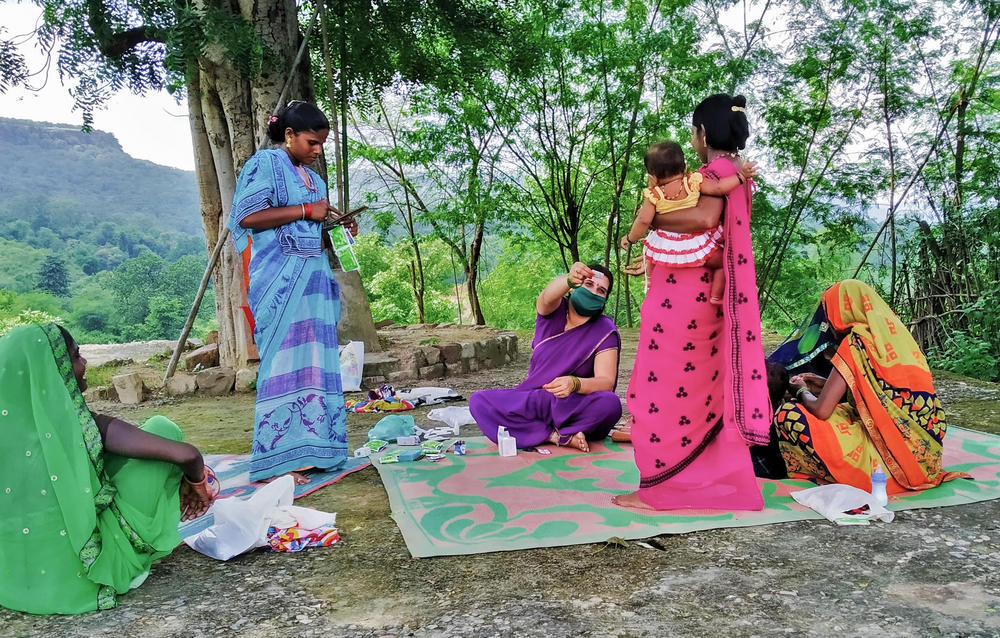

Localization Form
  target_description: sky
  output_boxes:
[0,3,196,171]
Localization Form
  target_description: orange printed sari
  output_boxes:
[776,280,967,494]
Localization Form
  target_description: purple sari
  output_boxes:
[469,298,622,447]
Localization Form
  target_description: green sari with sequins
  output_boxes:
[0,324,184,615]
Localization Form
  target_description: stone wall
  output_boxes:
[361,330,519,387]
[87,326,519,404]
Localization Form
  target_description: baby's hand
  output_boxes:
[623,258,646,276]
[738,160,758,182]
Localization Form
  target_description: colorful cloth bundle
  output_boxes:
[266,524,340,552]
[346,383,415,413]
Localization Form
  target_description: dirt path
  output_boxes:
[6,329,1000,637]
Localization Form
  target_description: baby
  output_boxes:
[621,141,753,303]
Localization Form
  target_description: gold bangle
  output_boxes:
[795,386,809,398]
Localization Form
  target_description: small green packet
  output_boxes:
[329,225,360,272]
[380,451,400,464]
[422,440,446,452]
[367,439,389,453]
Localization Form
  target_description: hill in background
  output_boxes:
[0,117,204,289]
[0,117,214,344]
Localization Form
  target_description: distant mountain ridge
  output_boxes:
[0,116,203,237]
[0,117,208,292]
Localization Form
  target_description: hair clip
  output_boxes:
[731,106,745,112]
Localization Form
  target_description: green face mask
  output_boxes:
[570,287,606,317]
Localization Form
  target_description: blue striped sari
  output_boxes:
[228,148,348,481]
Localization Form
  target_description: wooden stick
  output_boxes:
[162,228,229,383]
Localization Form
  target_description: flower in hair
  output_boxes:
[268,115,278,123]
[731,106,745,112]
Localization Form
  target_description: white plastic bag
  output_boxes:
[338,340,364,392]
[791,483,894,526]
[183,475,295,560]
[269,505,337,531]
[427,406,477,433]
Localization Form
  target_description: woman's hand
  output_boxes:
[567,262,593,288]
[180,474,216,521]
[791,372,826,396]
[339,215,359,236]
[737,160,758,182]
[307,197,333,222]
[620,235,634,251]
[543,376,576,398]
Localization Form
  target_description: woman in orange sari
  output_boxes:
[772,279,966,493]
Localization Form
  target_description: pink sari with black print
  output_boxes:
[625,157,770,510]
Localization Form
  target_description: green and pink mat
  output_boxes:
[373,426,1000,557]
[178,426,1000,557]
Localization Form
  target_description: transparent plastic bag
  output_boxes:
[183,476,295,560]
[791,483,894,526]
[338,341,364,391]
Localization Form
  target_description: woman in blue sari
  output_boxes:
[227,101,356,483]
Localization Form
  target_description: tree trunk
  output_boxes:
[409,259,425,323]
[465,221,486,325]
[333,269,380,349]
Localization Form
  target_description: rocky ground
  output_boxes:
[5,329,1000,637]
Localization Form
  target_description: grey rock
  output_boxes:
[398,349,427,370]
[436,342,462,364]
[82,386,106,403]
[460,341,476,358]
[420,346,441,366]
[184,343,219,372]
[165,373,197,396]
[112,372,146,405]
[235,368,258,393]
[196,366,235,396]
[363,352,398,377]
[387,370,413,385]
[418,362,446,379]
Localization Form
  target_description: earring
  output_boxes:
[286,137,292,149]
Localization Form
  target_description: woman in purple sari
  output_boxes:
[469,263,622,452]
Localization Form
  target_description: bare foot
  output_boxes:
[259,471,311,485]
[611,492,656,510]
[547,430,591,453]
[610,427,631,443]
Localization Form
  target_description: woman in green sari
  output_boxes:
[0,324,215,615]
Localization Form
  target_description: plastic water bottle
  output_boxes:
[497,427,517,457]
[871,465,888,507]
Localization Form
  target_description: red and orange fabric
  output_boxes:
[776,279,967,494]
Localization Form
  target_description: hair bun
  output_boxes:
[732,95,747,108]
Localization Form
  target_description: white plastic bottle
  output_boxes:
[870,465,888,507]
[497,426,517,457]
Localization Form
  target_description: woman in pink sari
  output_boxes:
[614,94,771,510]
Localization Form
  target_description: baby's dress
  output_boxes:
[642,172,722,266]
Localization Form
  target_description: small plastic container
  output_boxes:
[497,427,517,457]
[870,465,888,507]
